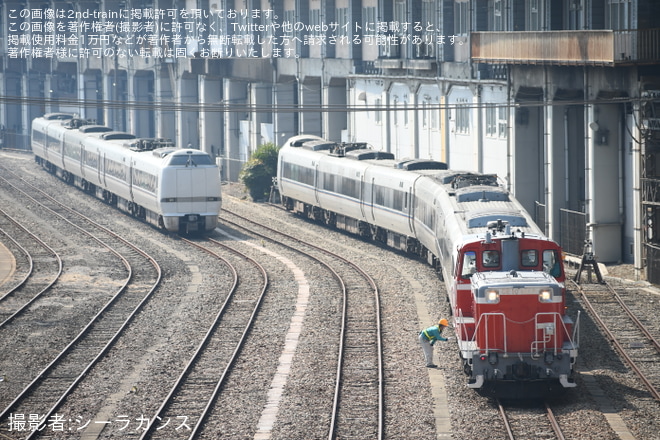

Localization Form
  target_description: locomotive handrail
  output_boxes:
[472,312,507,354]
[531,312,569,356]
[471,311,579,356]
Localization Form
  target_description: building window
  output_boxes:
[419,0,436,57]
[336,7,349,38]
[456,99,470,134]
[310,9,321,38]
[455,0,469,35]
[487,105,507,138]
[568,0,584,30]
[423,96,439,131]
[498,106,508,138]
[422,99,430,129]
[607,0,630,30]
[432,103,439,130]
[528,0,543,30]
[364,6,376,37]
[375,98,382,125]
[394,0,406,35]
[486,105,497,137]
[284,9,295,39]
[393,98,399,126]
[493,0,504,31]
[404,101,409,127]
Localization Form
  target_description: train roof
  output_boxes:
[33,113,215,169]
[78,125,113,133]
[285,134,325,147]
[283,138,448,171]
[42,113,73,121]
[281,134,548,240]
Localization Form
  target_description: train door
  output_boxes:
[128,161,135,203]
[314,162,321,206]
[79,142,85,178]
[41,126,49,163]
[407,186,415,234]
[60,133,68,171]
[100,152,105,186]
[360,173,376,222]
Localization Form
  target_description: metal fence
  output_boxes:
[560,208,587,256]
[0,131,30,150]
[645,244,660,285]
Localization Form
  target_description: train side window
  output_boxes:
[521,249,538,267]
[482,250,500,268]
[461,251,477,278]
[542,250,561,277]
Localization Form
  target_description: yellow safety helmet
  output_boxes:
[438,318,449,327]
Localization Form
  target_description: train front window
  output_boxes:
[482,250,500,268]
[521,249,538,267]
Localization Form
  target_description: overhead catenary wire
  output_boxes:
[0,94,655,113]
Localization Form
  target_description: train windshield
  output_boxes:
[521,249,539,267]
[168,153,213,166]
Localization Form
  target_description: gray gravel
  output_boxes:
[1,152,658,439]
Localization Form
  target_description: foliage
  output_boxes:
[239,142,280,201]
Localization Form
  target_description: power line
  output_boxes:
[0,94,654,113]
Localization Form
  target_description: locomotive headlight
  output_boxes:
[539,289,552,302]
[486,289,500,303]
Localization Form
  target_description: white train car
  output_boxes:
[278,136,448,255]
[31,113,221,233]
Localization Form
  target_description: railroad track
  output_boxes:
[569,278,660,402]
[0,206,62,327]
[137,237,268,440]
[220,209,384,440]
[0,165,162,440]
[497,398,565,440]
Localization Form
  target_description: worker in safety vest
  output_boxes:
[419,319,449,368]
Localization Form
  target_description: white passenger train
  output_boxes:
[31,113,221,233]
[278,135,579,397]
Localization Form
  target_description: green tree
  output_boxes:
[239,142,280,201]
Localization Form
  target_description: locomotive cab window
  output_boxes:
[461,251,477,278]
[521,249,538,267]
[543,250,561,277]
[482,250,500,268]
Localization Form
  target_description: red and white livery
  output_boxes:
[277,135,579,396]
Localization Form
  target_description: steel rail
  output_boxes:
[544,401,566,440]
[496,399,515,440]
[221,210,385,440]
[603,282,660,354]
[137,237,267,440]
[570,280,660,402]
[0,205,63,328]
[0,164,163,438]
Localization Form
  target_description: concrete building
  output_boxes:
[1,0,659,278]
